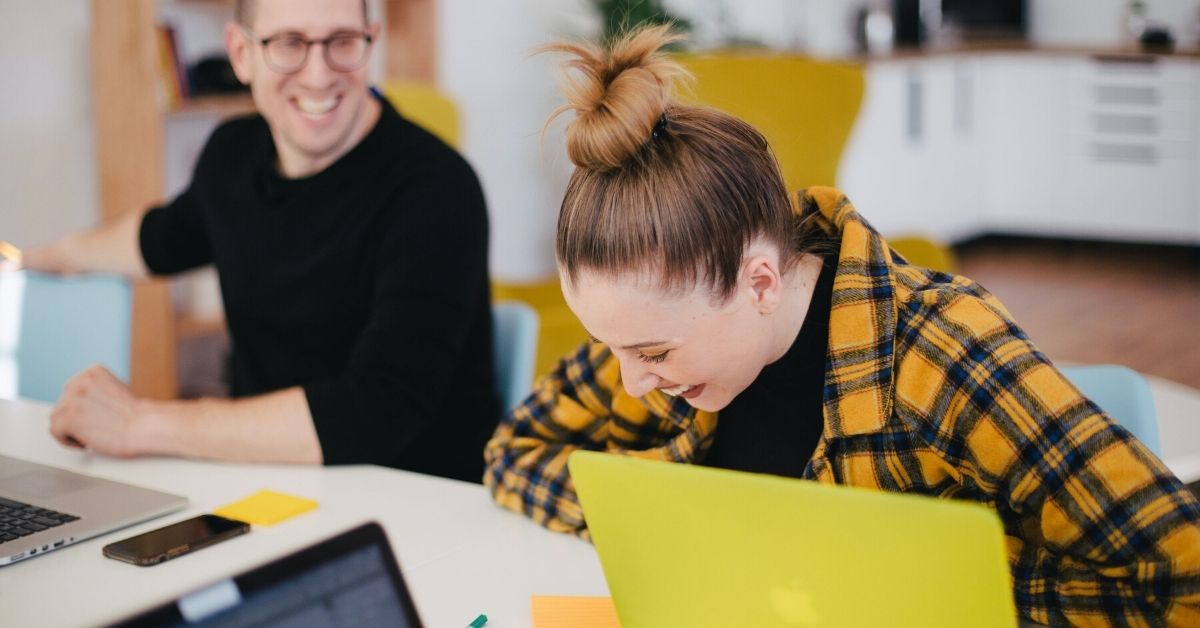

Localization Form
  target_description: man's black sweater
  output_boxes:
[139,94,499,482]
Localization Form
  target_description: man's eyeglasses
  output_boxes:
[245,29,374,74]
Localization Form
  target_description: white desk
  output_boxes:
[3,376,1198,627]
[0,399,609,628]
[1148,375,1200,484]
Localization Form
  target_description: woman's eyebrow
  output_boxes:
[619,339,670,350]
[586,332,670,350]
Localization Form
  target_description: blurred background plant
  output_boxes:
[593,0,692,44]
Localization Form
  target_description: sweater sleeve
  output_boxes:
[302,156,491,466]
[139,185,212,275]
[138,121,247,275]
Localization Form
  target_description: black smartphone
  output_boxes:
[102,514,249,566]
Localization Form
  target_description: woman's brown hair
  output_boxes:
[546,24,819,302]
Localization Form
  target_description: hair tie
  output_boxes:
[651,112,669,139]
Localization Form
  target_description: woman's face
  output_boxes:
[561,261,781,412]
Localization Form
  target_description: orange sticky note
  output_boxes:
[213,489,317,526]
[531,596,619,628]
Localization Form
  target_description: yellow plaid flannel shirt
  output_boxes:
[484,187,1200,625]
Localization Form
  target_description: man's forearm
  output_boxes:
[24,208,150,278]
[135,387,323,464]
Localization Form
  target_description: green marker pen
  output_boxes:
[468,614,488,628]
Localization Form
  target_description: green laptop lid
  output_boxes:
[569,450,1016,628]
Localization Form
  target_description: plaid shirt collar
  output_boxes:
[799,186,896,437]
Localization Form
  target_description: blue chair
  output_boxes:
[492,301,539,413]
[1060,364,1161,457]
[0,271,131,403]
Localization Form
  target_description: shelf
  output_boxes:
[166,92,256,118]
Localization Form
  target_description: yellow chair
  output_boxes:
[378,81,460,148]
[677,57,960,275]
[677,53,865,190]
[888,235,959,274]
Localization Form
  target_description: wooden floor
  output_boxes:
[954,237,1200,390]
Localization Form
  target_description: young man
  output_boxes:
[22,0,499,482]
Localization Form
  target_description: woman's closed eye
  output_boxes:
[638,351,669,364]
[588,335,670,363]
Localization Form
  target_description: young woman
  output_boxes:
[484,25,1200,625]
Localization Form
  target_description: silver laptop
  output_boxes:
[0,454,187,566]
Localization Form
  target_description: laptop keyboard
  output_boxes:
[0,497,79,545]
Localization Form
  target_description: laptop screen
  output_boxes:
[118,522,423,628]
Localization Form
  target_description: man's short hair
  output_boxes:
[234,0,368,27]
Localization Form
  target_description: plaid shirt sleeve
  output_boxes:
[483,341,717,537]
[893,280,1200,625]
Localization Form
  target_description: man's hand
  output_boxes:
[15,209,150,278]
[49,365,147,457]
[47,368,321,464]
[20,241,71,274]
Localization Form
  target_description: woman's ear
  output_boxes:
[743,253,783,315]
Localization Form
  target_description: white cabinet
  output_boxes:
[839,51,1200,245]
[975,54,1071,232]
[840,56,982,242]
[1058,56,1198,243]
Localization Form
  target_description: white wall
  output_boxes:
[0,1,98,251]
[438,0,597,282]
[1029,0,1200,48]
[662,0,857,56]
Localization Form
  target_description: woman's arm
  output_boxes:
[484,341,716,537]
[921,292,1200,625]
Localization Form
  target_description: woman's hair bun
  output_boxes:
[543,23,689,171]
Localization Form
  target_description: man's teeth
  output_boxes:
[297,97,337,115]
[661,384,695,397]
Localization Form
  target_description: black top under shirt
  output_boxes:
[139,93,500,482]
[700,256,836,478]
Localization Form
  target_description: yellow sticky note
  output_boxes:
[213,490,318,526]
[531,596,619,628]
